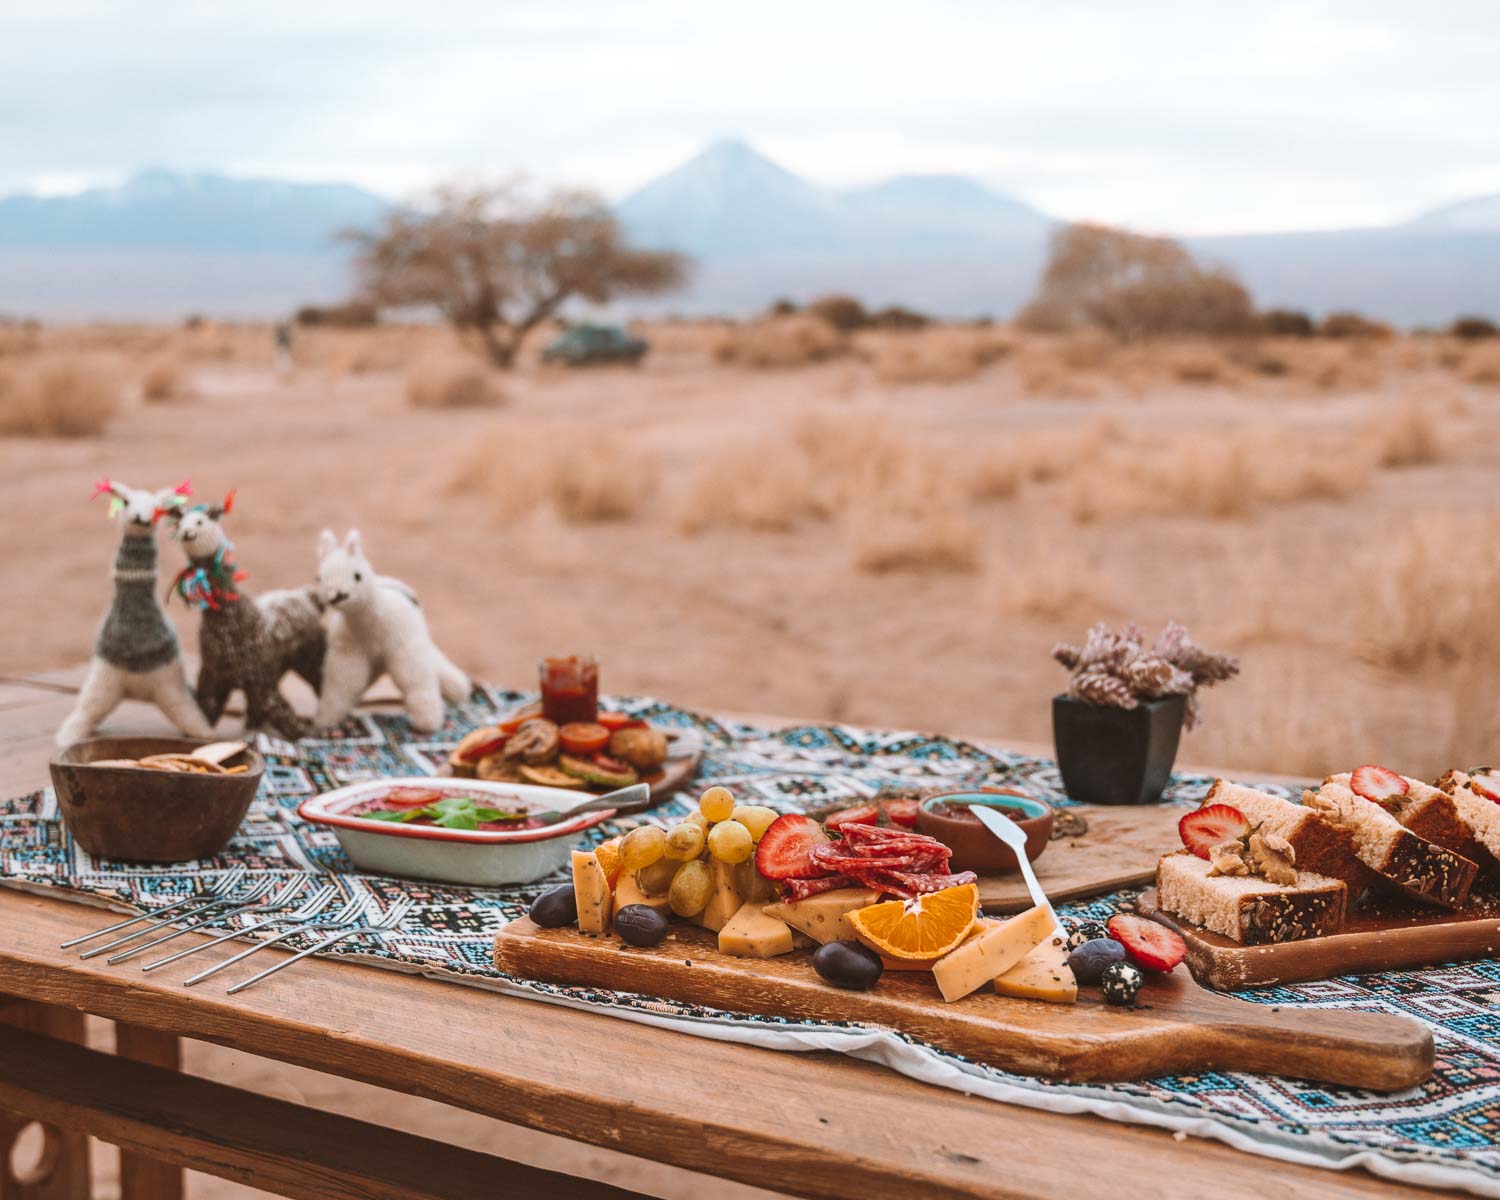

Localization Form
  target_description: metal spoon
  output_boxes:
[970,805,1065,937]
[532,782,652,826]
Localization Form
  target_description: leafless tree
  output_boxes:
[346,181,688,367]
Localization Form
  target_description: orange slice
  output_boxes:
[594,836,624,890]
[847,883,979,961]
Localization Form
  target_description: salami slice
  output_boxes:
[782,874,857,901]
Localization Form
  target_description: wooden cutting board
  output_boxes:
[1139,885,1500,991]
[977,804,1182,912]
[494,918,1432,1091]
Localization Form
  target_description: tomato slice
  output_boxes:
[883,798,920,828]
[498,703,544,734]
[598,711,646,732]
[458,734,507,763]
[824,804,880,831]
[377,787,445,809]
[559,722,611,755]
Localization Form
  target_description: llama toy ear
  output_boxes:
[343,529,363,557]
[317,529,338,559]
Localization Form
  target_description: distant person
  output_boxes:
[274,321,295,373]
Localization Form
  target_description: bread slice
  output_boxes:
[1156,850,1346,945]
[1437,770,1500,873]
[1325,771,1491,873]
[1203,780,1368,890]
[1304,781,1476,909]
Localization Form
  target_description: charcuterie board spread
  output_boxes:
[494,783,1434,1090]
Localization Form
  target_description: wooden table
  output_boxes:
[0,672,1424,1199]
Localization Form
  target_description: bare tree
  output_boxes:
[1018,223,1254,339]
[346,181,688,367]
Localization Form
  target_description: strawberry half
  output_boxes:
[1107,913,1186,973]
[1350,764,1409,806]
[1472,770,1500,804]
[755,813,832,880]
[823,804,879,831]
[1178,803,1249,860]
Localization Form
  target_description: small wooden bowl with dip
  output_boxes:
[916,789,1054,875]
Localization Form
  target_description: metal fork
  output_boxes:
[79,876,274,960]
[182,893,367,987]
[225,896,415,995]
[106,877,308,965]
[59,867,248,949]
[141,883,338,974]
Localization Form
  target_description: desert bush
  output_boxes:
[1461,344,1500,385]
[869,306,930,331]
[845,494,981,574]
[453,424,654,524]
[806,295,869,332]
[864,327,1012,384]
[1363,401,1445,469]
[714,315,845,368]
[1257,308,1316,337]
[1318,311,1391,339]
[1157,343,1233,384]
[964,443,1025,503]
[993,542,1113,622]
[767,297,799,317]
[295,301,379,328]
[0,358,120,437]
[1355,513,1500,668]
[140,355,195,403]
[1017,223,1255,339]
[676,438,827,533]
[1449,315,1498,340]
[405,359,505,409]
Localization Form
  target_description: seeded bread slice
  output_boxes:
[1156,851,1346,945]
[1437,770,1500,874]
[1203,780,1369,891]
[1324,771,1492,874]
[1305,781,1476,909]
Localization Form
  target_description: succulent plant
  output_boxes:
[1052,620,1238,729]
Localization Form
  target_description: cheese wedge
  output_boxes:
[762,888,883,945]
[932,905,1052,1002]
[571,850,612,936]
[694,859,744,932]
[994,932,1077,1005]
[718,899,794,958]
[613,873,671,918]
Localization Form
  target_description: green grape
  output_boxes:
[669,859,712,917]
[707,819,753,864]
[730,805,779,842]
[636,856,679,896]
[665,822,706,861]
[684,810,710,830]
[620,825,666,872]
[698,786,736,823]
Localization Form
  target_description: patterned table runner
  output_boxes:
[3,687,1497,1196]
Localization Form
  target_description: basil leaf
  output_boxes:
[433,809,480,830]
[363,810,410,822]
[471,807,528,823]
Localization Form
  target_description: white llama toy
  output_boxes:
[56,479,214,746]
[313,529,470,733]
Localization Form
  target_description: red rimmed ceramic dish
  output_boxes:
[298,777,614,886]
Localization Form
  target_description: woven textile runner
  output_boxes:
[3,687,1497,1196]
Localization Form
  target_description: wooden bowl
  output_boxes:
[49,737,263,863]
[916,789,1054,875]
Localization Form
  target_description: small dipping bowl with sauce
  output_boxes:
[915,789,1054,875]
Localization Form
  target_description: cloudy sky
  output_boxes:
[4,0,1498,234]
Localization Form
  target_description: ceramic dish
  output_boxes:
[915,789,1054,875]
[298,777,615,886]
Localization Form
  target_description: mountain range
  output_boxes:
[2,140,1498,322]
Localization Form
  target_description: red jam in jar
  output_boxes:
[539,655,599,725]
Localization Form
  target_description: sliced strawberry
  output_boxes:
[824,804,879,831]
[1107,913,1186,973]
[1350,765,1409,806]
[1472,771,1500,804]
[883,798,920,828]
[1178,803,1249,859]
[754,813,831,880]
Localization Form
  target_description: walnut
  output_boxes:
[1248,831,1297,885]
[1207,841,1251,877]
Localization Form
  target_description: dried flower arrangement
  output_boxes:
[1052,620,1239,729]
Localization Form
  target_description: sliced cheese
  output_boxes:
[763,887,883,945]
[994,933,1077,1005]
[931,905,1052,1003]
[695,859,744,932]
[717,899,794,958]
[613,872,671,918]
[570,850,612,936]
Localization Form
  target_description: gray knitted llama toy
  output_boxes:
[167,492,326,741]
[56,479,214,746]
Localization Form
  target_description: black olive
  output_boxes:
[1067,937,1126,984]
[813,940,884,991]
[529,883,578,928]
[615,904,669,947]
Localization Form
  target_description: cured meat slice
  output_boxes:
[782,873,857,901]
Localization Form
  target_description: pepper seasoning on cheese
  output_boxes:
[994,933,1077,1005]
[931,904,1053,1002]
[571,850,613,936]
[762,888,883,945]
[718,899,795,958]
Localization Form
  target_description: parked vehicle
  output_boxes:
[540,324,648,366]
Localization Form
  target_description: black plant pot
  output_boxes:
[1052,693,1186,806]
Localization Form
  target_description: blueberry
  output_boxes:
[813,940,884,991]
[1066,937,1126,984]
[529,883,577,928]
[1099,960,1145,1006]
[615,904,669,948]
[1066,921,1110,950]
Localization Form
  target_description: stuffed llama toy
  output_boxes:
[313,529,470,733]
[56,479,214,746]
[168,493,326,740]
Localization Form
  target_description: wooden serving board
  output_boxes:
[494,918,1432,1091]
[977,803,1182,912]
[1139,885,1500,991]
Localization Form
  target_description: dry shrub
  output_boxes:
[1159,343,1233,384]
[0,358,119,437]
[1355,513,1500,669]
[964,443,1025,502]
[993,541,1113,622]
[846,500,981,574]
[714,315,845,368]
[862,327,1012,384]
[453,424,653,524]
[1363,401,1446,469]
[676,439,826,533]
[405,359,505,409]
[1462,344,1500,385]
[140,355,195,403]
[1272,341,1385,392]
[1012,334,1112,397]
